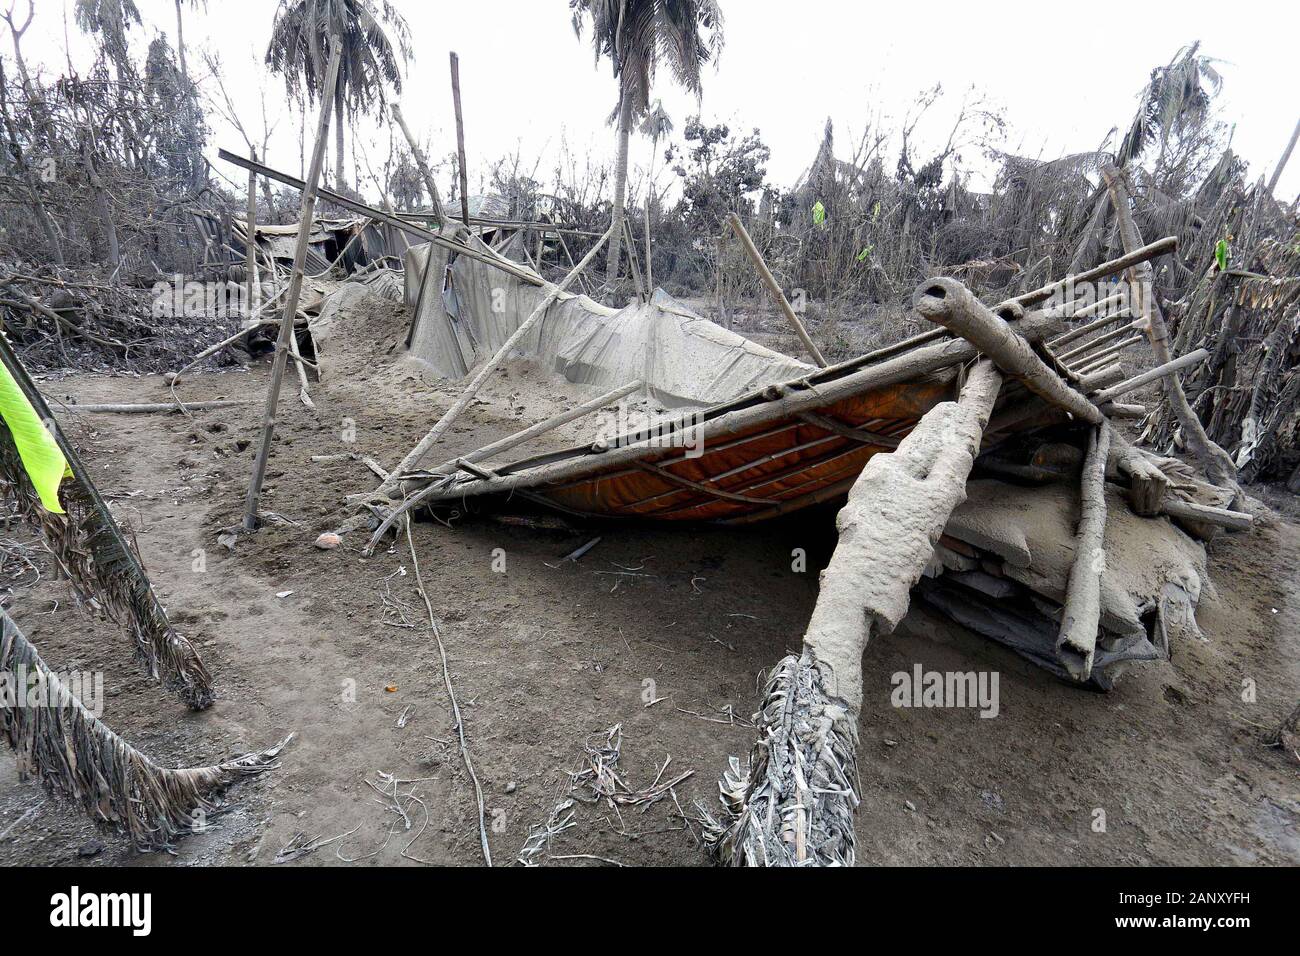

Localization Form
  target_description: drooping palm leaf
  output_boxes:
[700,652,859,867]
[0,333,213,709]
[1,609,287,851]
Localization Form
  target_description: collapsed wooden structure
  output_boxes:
[323,223,1249,866]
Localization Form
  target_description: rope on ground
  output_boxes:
[404,515,492,866]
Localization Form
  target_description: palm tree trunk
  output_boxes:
[173,0,187,84]
[1267,116,1300,196]
[605,90,632,285]
[334,90,346,191]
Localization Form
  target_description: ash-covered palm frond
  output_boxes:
[0,334,213,710]
[570,0,723,119]
[265,0,410,189]
[701,652,859,866]
[266,0,409,109]
[1,609,287,851]
[1117,42,1225,170]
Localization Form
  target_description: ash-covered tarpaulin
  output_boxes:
[403,238,813,407]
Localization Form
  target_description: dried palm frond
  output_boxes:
[701,651,859,867]
[0,334,213,709]
[1,608,288,851]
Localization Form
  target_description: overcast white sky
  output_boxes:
[12,0,1300,202]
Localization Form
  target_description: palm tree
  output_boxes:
[640,100,672,291]
[570,0,723,285]
[266,0,410,191]
[1117,42,1223,173]
[73,0,142,84]
[172,0,206,86]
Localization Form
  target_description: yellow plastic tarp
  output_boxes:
[0,360,67,513]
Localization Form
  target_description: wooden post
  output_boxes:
[1101,166,1238,490]
[1056,421,1112,681]
[726,213,828,367]
[242,41,341,532]
[914,277,1105,425]
[623,217,646,303]
[373,223,615,504]
[245,146,260,315]
[1091,349,1209,404]
[391,103,444,225]
[449,52,471,229]
[715,359,1004,866]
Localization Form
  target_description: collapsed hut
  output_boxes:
[0,142,1265,864]
[321,212,1253,866]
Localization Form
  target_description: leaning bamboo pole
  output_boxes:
[1101,167,1239,491]
[364,379,643,551]
[727,213,828,367]
[707,359,1004,866]
[372,224,614,501]
[242,41,341,532]
[391,103,444,224]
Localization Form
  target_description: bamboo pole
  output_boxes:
[1267,115,1300,195]
[373,224,614,500]
[914,277,1105,425]
[245,146,260,315]
[1056,421,1111,681]
[391,103,444,224]
[449,52,470,229]
[1091,349,1209,404]
[998,236,1178,311]
[1071,336,1144,374]
[726,213,827,367]
[1101,167,1238,489]
[58,400,253,414]
[169,288,287,382]
[242,41,341,532]
[365,379,643,551]
[623,216,646,303]
[1056,319,1145,363]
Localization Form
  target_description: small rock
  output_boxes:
[883,738,898,747]
[904,800,916,813]
[77,839,105,858]
[504,781,517,794]
[314,532,341,550]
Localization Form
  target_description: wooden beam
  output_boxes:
[391,103,444,225]
[633,460,778,505]
[242,40,341,531]
[449,52,470,229]
[1056,421,1112,681]
[914,277,1105,425]
[799,412,902,448]
[1091,349,1210,405]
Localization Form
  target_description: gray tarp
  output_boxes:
[403,239,813,408]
